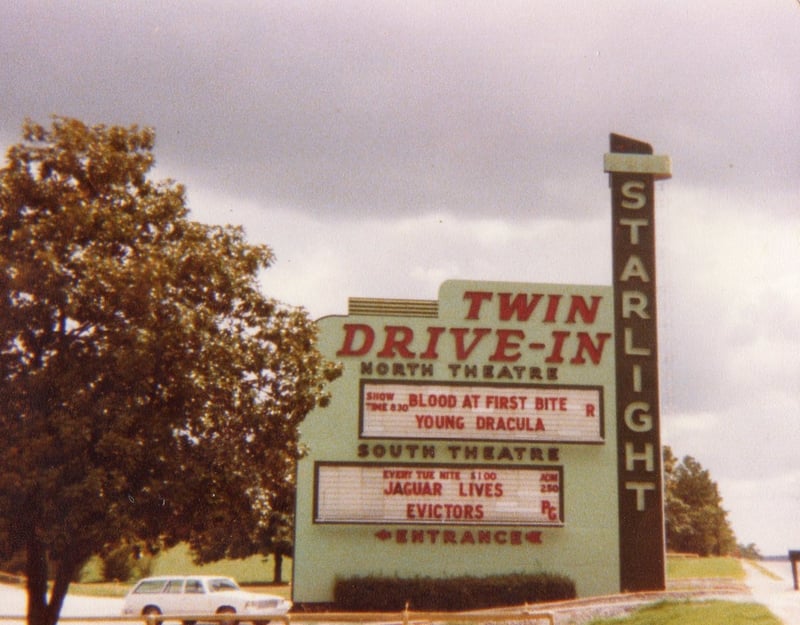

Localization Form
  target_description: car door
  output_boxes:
[162,579,188,615]
[181,578,211,617]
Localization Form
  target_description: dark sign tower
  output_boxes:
[605,134,671,591]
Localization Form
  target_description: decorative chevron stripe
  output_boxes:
[348,297,438,318]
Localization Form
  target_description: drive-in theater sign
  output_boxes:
[293,135,671,602]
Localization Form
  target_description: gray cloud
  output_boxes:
[4,2,798,220]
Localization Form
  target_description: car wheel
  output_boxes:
[142,606,163,625]
[217,606,239,625]
[252,621,270,625]
[182,621,197,625]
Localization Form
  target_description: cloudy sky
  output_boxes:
[2,1,799,556]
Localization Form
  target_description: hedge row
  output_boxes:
[333,572,576,611]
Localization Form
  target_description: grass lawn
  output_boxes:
[666,555,745,580]
[585,599,780,625]
[73,543,292,599]
[148,542,291,585]
[586,558,775,624]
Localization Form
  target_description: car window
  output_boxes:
[164,580,183,593]
[185,579,205,594]
[209,578,239,592]
[133,580,167,594]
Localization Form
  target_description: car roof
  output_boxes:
[137,575,237,582]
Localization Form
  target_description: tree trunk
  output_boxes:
[273,552,283,584]
[45,560,77,625]
[26,535,49,625]
[25,535,77,625]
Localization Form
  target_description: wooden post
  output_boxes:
[789,550,800,590]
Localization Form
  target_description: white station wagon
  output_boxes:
[121,575,292,625]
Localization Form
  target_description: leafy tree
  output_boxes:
[182,445,297,584]
[0,117,340,625]
[663,446,693,547]
[99,541,154,582]
[737,542,762,560]
[663,446,736,556]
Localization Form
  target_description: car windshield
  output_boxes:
[209,578,239,592]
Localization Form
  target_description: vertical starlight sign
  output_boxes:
[604,134,671,591]
[293,135,671,604]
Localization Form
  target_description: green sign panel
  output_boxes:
[293,136,670,603]
[294,280,620,601]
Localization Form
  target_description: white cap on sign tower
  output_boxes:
[603,153,672,180]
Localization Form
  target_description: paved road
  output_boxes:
[0,584,122,620]
[740,559,800,624]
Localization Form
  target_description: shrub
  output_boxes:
[100,544,154,582]
[333,573,575,611]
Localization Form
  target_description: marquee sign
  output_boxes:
[360,381,603,442]
[314,463,563,526]
[292,134,670,604]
